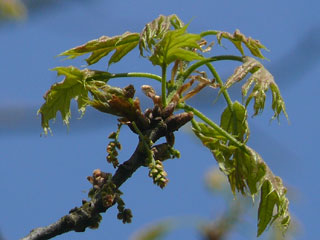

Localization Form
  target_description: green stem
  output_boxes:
[108,72,162,82]
[183,55,243,81]
[178,103,245,150]
[199,30,219,38]
[90,71,162,83]
[161,65,168,107]
[205,63,233,111]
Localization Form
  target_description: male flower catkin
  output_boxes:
[149,160,168,189]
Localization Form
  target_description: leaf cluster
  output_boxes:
[192,101,290,235]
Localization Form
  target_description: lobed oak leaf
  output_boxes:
[59,32,140,66]
[216,29,267,59]
[38,66,92,134]
[38,67,113,134]
[224,57,288,120]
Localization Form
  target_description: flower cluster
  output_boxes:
[87,169,132,223]
[87,169,113,191]
[87,169,117,207]
[149,160,169,189]
[106,128,122,168]
[116,197,133,224]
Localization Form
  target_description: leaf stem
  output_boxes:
[199,30,219,38]
[178,103,245,150]
[183,55,243,81]
[161,65,168,107]
[108,72,162,82]
[205,63,233,111]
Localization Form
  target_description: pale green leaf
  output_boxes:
[38,67,113,134]
[149,25,203,66]
[59,32,140,66]
[216,29,268,59]
[165,48,203,64]
[38,66,91,134]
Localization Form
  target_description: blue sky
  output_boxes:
[1,0,320,239]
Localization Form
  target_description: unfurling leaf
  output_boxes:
[59,32,140,66]
[86,83,139,119]
[38,66,90,134]
[139,14,184,57]
[216,29,267,59]
[149,25,203,66]
[225,57,288,120]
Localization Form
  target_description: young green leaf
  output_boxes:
[224,57,288,120]
[38,67,113,134]
[59,32,140,66]
[38,66,90,134]
[258,176,290,237]
[220,101,250,143]
[149,25,203,66]
[192,120,236,175]
[139,14,184,57]
[216,29,267,59]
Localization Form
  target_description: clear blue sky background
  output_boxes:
[1,0,319,239]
